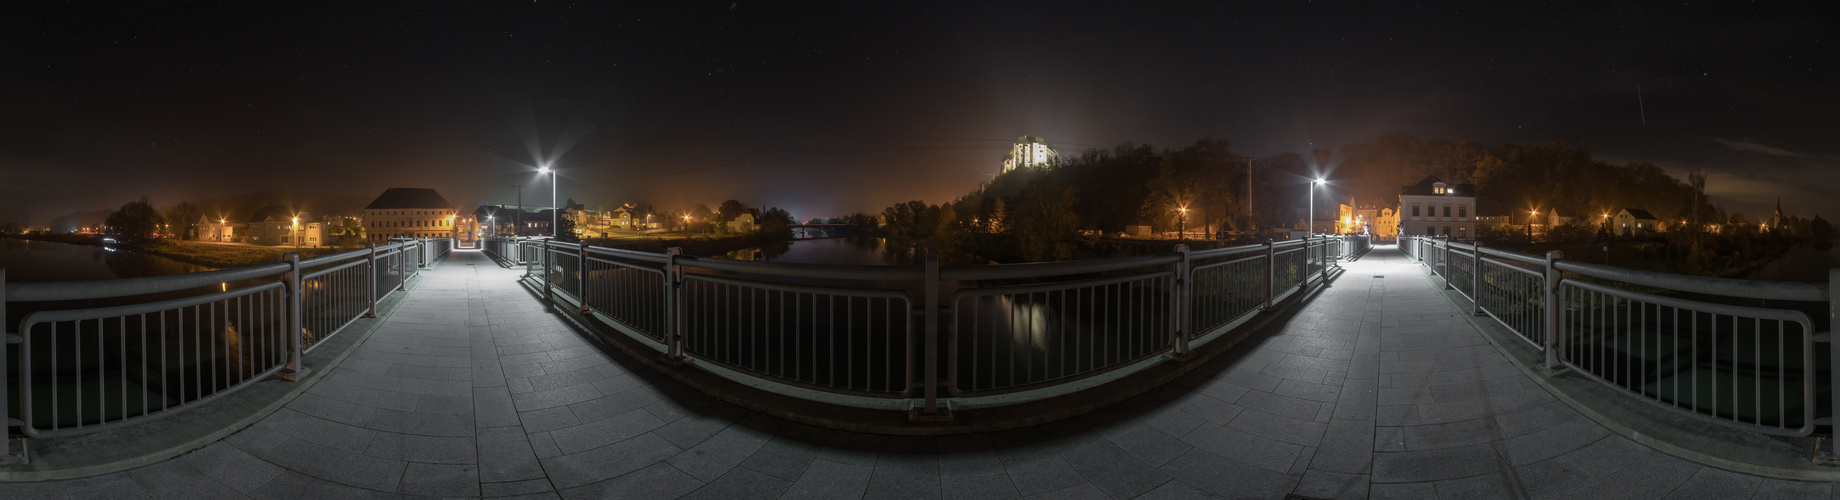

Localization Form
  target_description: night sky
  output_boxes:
[3,1,1834,225]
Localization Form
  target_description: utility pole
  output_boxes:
[1234,158,1257,233]
[512,185,523,237]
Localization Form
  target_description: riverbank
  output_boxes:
[1486,235,1809,279]
[582,231,792,258]
[2,234,345,269]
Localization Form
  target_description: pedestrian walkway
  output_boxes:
[0,247,1832,499]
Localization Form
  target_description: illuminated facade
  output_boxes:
[1398,176,1476,240]
[1614,208,1658,236]
[1001,136,1058,173]
[363,188,458,243]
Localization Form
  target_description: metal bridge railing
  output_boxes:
[520,236,1340,416]
[2,239,449,457]
[1403,235,1837,444]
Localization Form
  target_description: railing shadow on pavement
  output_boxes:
[489,234,1367,431]
[1,238,455,467]
[1401,234,1839,465]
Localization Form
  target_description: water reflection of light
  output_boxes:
[1000,295,1053,351]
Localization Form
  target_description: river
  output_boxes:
[1744,239,1840,282]
[0,238,212,283]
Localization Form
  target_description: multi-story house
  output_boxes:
[242,206,333,247]
[1398,176,1476,241]
[363,188,458,244]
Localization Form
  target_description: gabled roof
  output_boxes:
[1621,208,1659,220]
[246,206,310,224]
[365,188,454,210]
[1400,175,1474,197]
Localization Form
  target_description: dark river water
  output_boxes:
[0,238,213,283]
[1744,239,1840,282]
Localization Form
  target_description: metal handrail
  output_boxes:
[2,239,431,448]
[5,263,291,302]
[1556,259,1828,302]
[1401,235,1839,444]
[520,236,1341,415]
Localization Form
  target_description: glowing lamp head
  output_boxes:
[1313,178,1326,186]
[539,165,551,174]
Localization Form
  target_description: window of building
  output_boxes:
[1443,226,1452,236]
[1459,206,1468,217]
[1412,205,1421,217]
[1427,226,1435,235]
[1443,206,1451,217]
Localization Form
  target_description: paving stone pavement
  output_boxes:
[2,246,1835,499]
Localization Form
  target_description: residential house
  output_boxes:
[727,208,759,233]
[242,207,332,247]
[1398,176,1477,240]
[1614,208,1660,236]
[364,188,458,244]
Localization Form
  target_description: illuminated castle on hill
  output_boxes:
[1001,136,1058,173]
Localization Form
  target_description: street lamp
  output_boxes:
[1529,210,1538,241]
[291,216,299,249]
[1310,178,1326,238]
[1176,205,1188,240]
[538,164,557,237]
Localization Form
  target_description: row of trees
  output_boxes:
[864,134,1796,262]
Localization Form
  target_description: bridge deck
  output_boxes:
[0,247,1827,499]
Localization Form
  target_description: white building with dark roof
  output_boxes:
[363,188,457,244]
[1398,175,1476,240]
[1614,208,1659,236]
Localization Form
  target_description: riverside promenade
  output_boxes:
[0,246,1830,499]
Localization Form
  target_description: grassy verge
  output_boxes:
[4,234,347,269]
[133,240,347,268]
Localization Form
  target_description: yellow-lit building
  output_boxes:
[363,188,458,244]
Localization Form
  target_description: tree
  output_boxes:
[933,203,971,263]
[105,197,165,239]
[690,204,714,233]
[164,202,201,239]
[759,207,795,238]
[1007,178,1080,262]
[718,200,747,222]
[556,214,579,242]
[0,222,20,235]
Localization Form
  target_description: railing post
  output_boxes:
[279,252,308,381]
[579,243,592,315]
[1173,244,1192,358]
[542,240,552,304]
[666,247,687,361]
[1263,238,1275,311]
[0,269,20,465]
[397,242,408,292]
[922,253,941,415]
[364,243,378,318]
[1472,242,1484,316]
[1543,250,1565,374]
[1829,268,1838,449]
[1442,242,1453,289]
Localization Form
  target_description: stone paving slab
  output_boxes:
[3,247,1834,499]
